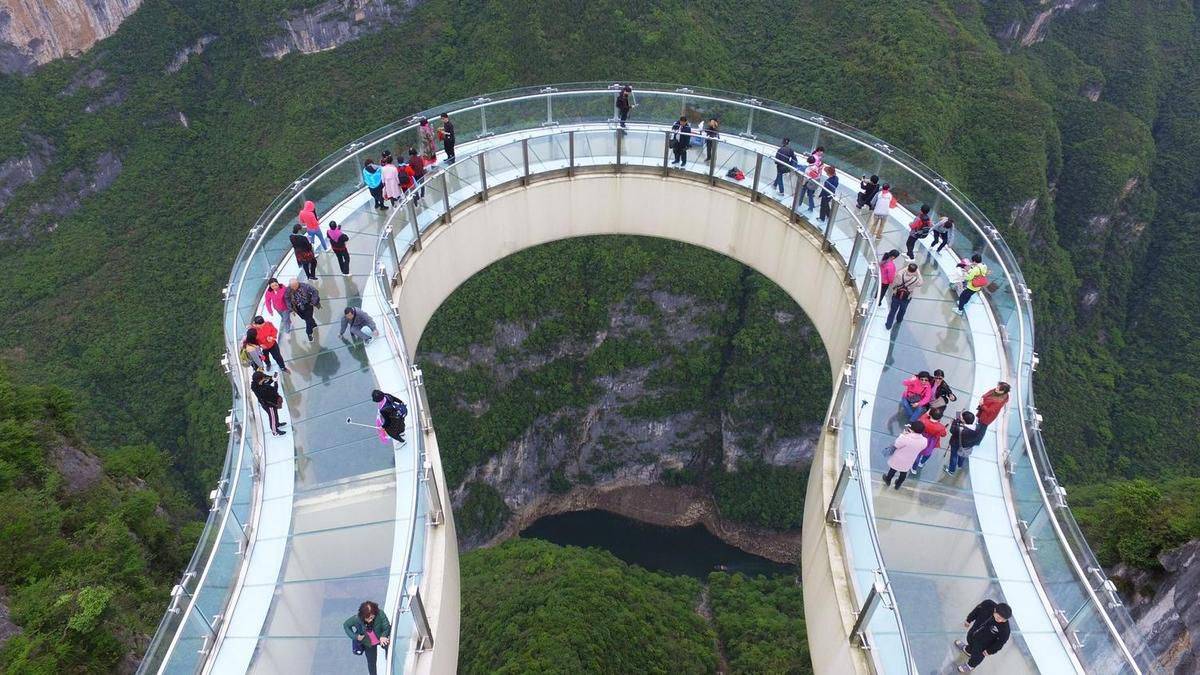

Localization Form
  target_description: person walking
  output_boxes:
[285,278,321,342]
[381,155,402,207]
[670,116,691,165]
[882,420,927,490]
[439,112,456,164]
[363,158,386,210]
[884,262,923,330]
[931,215,954,253]
[955,600,1012,672]
[703,118,719,163]
[945,410,982,476]
[857,174,880,209]
[899,371,933,422]
[870,183,894,239]
[252,315,288,372]
[340,307,377,343]
[417,117,437,162]
[905,204,933,259]
[615,85,633,128]
[328,221,351,276]
[928,369,958,417]
[772,138,798,195]
[251,371,286,436]
[954,254,989,315]
[298,200,328,254]
[878,250,900,306]
[407,148,426,202]
[343,600,391,675]
[911,408,948,474]
[800,155,821,212]
[240,328,267,372]
[818,164,839,222]
[974,382,1011,435]
[289,224,318,280]
[372,389,408,443]
[264,278,291,333]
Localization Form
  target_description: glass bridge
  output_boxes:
[140,84,1158,675]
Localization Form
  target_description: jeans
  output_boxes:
[905,234,919,258]
[900,396,923,422]
[264,344,286,370]
[883,468,908,488]
[801,184,817,210]
[773,168,788,193]
[705,139,716,162]
[346,325,373,341]
[947,444,967,473]
[885,293,912,329]
[618,109,629,128]
[334,249,351,275]
[306,228,328,253]
[957,287,977,311]
[295,305,317,339]
[368,185,384,209]
[672,145,687,164]
[912,450,932,472]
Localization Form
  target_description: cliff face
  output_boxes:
[260,0,413,59]
[1112,540,1200,674]
[0,0,142,74]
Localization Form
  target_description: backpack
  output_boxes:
[383,398,408,420]
[912,217,932,238]
[969,273,989,289]
[726,167,745,181]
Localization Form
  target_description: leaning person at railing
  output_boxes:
[869,183,896,239]
[340,307,376,344]
[363,158,386,210]
[703,119,720,162]
[904,204,933,260]
[252,316,288,373]
[407,148,427,203]
[955,599,1012,672]
[882,420,927,490]
[381,154,403,207]
[372,389,408,444]
[973,382,1010,438]
[615,86,633,128]
[799,155,821,212]
[771,137,798,195]
[818,165,839,222]
[953,254,988,315]
[857,174,880,210]
[670,116,692,166]
[239,328,267,372]
[327,221,351,276]
[344,600,392,675]
[418,117,438,162]
[284,278,321,342]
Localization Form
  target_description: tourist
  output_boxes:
[327,221,351,276]
[343,600,391,675]
[340,307,377,343]
[417,117,437,162]
[955,600,1012,672]
[884,262,922,330]
[396,155,416,197]
[372,389,408,443]
[407,147,426,202]
[818,164,839,222]
[289,224,318,280]
[932,215,954,253]
[439,112,456,164]
[615,85,633,128]
[870,183,894,239]
[252,315,288,372]
[381,155,402,207]
[800,155,821,212]
[911,408,948,474]
[670,116,691,165]
[772,138,798,195]
[263,277,291,333]
[857,174,880,209]
[954,254,989,315]
[704,118,719,163]
[240,328,267,372]
[363,158,385,210]
[878,249,900,306]
[946,411,982,476]
[882,420,927,490]
[250,371,286,436]
[975,382,1011,435]
[899,371,933,422]
[810,145,825,165]
[905,204,933,259]
[928,369,958,417]
[285,278,321,342]
[298,200,327,254]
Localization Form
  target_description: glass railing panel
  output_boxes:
[525,133,571,172]
[480,144,524,187]
[1066,603,1138,675]
[549,91,616,126]
[623,91,685,127]
[160,607,214,675]
[478,96,546,137]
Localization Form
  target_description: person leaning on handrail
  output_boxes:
[344,600,391,675]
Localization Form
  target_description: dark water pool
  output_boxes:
[520,509,796,579]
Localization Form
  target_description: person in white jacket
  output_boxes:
[883,420,927,490]
[870,184,893,240]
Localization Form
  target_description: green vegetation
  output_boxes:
[0,369,196,673]
[713,461,808,530]
[708,572,811,674]
[1071,478,1200,571]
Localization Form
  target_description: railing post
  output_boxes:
[708,142,717,185]
[411,364,432,432]
[568,130,575,177]
[750,153,763,201]
[826,452,856,525]
[662,131,670,176]
[545,94,553,125]
[479,107,488,137]
[478,154,488,201]
[386,225,401,283]
[850,580,885,648]
[823,208,838,251]
[409,586,435,652]
[522,138,530,185]
[423,462,445,527]
[615,128,622,169]
[845,229,864,285]
[827,364,854,431]
[790,171,803,222]
[439,171,451,223]
[745,108,755,137]
[406,199,421,251]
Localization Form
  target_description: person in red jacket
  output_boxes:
[975,382,1011,435]
[298,200,328,253]
[905,204,933,259]
[252,315,288,373]
[911,408,948,474]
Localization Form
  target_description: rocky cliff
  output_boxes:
[0,0,142,74]
[260,0,413,59]
[1111,539,1200,674]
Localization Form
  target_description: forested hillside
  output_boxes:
[0,0,1197,671]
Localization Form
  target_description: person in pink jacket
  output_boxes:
[878,249,900,306]
[298,200,328,253]
[900,371,933,422]
[883,420,927,490]
[263,277,291,333]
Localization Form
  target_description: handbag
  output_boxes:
[882,444,896,458]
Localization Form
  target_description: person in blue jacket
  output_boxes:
[818,164,840,222]
[363,158,385,210]
[344,600,391,675]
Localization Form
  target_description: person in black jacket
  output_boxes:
[372,389,407,443]
[945,411,982,476]
[670,116,691,166]
[290,224,318,280]
[955,599,1012,671]
[615,85,633,128]
[251,371,286,436]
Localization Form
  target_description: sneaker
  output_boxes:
[277,422,288,427]
[953,307,965,316]
[955,640,968,653]
[307,333,314,342]
[957,666,973,673]
[943,466,954,476]
[893,483,902,490]
[282,367,291,373]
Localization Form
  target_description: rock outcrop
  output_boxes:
[1111,540,1200,674]
[260,0,413,60]
[0,0,143,74]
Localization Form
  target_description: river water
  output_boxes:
[521,509,796,579]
